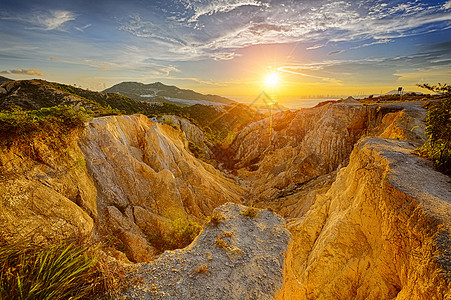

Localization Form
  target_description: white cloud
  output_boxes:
[34,10,76,31]
[117,1,451,62]
[1,9,76,31]
[211,52,242,60]
[443,1,451,10]
[180,0,270,22]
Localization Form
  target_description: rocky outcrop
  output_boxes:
[122,203,291,299]
[79,114,245,261]
[160,115,213,160]
[1,97,450,299]
[285,137,451,299]
[0,133,96,243]
[0,113,245,261]
[230,103,395,202]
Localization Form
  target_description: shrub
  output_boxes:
[215,237,229,250]
[0,236,108,300]
[165,218,201,250]
[150,218,201,252]
[206,211,225,227]
[188,141,204,158]
[417,97,451,174]
[240,206,259,218]
[0,105,90,151]
[195,264,208,274]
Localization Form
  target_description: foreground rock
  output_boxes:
[287,137,451,299]
[122,203,292,299]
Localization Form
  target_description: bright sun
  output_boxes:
[264,72,279,88]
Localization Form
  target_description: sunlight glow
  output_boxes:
[264,72,279,88]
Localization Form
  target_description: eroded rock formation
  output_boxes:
[230,103,394,202]
[0,132,96,243]
[1,100,450,299]
[286,137,451,299]
[122,203,291,299]
[79,114,245,261]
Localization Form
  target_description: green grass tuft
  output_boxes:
[206,211,225,227]
[0,235,112,300]
[240,206,259,218]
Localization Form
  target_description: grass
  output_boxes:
[149,218,201,253]
[0,105,90,153]
[206,211,225,227]
[240,206,259,218]
[0,234,119,300]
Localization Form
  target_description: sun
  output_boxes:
[264,72,279,88]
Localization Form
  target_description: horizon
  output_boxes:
[1,0,451,106]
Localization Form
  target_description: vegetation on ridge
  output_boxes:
[0,105,89,152]
[417,83,451,174]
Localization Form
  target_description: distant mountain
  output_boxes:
[103,82,236,106]
[0,76,13,83]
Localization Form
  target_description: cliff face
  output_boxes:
[230,103,392,202]
[0,132,96,243]
[0,114,244,262]
[285,137,451,299]
[79,114,245,261]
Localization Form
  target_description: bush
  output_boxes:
[206,211,225,227]
[418,97,451,174]
[240,206,259,218]
[0,105,90,154]
[0,236,106,300]
[150,218,201,253]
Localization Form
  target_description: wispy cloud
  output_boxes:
[119,14,187,46]
[113,0,451,63]
[328,50,344,56]
[306,44,326,50]
[1,68,45,76]
[1,9,76,31]
[75,24,92,32]
[180,0,270,22]
[32,10,76,31]
[351,39,391,50]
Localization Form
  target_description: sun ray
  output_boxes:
[264,72,279,88]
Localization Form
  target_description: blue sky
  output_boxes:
[1,0,450,99]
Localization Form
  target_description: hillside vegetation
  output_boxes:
[0,79,262,160]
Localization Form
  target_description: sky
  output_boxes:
[1,0,451,103]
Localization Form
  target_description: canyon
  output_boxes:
[0,99,450,299]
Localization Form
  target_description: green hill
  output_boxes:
[104,81,236,105]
